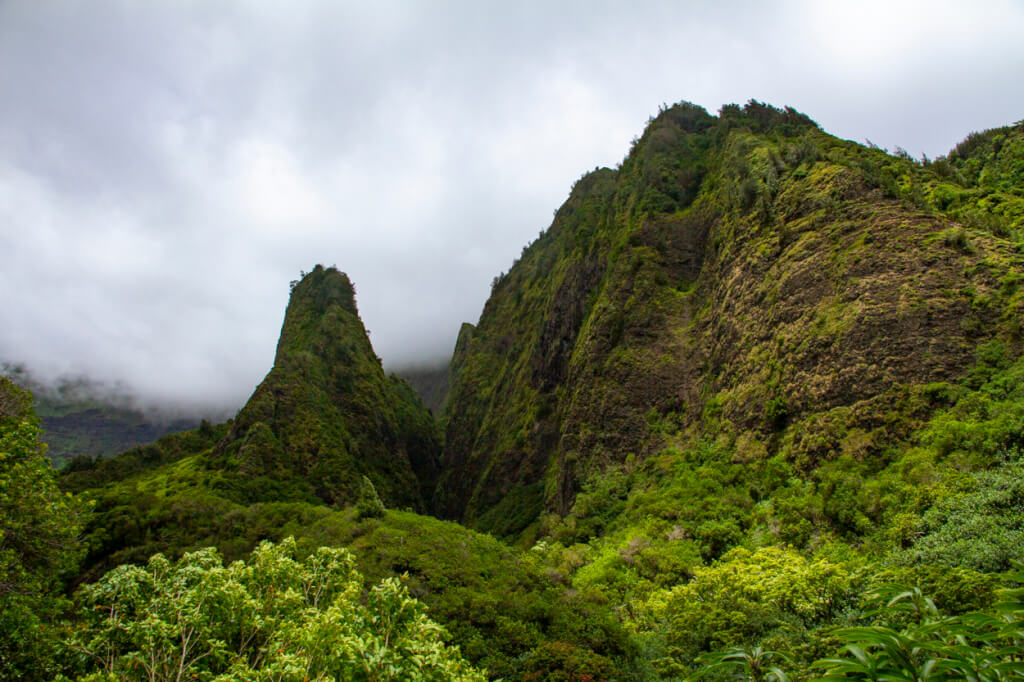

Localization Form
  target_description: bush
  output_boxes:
[67,538,485,681]
[356,475,386,519]
[645,546,856,674]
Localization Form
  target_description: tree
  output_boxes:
[69,537,485,681]
[653,546,854,665]
[357,475,386,519]
[0,377,85,678]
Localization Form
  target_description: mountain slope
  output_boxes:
[50,104,1024,680]
[63,265,444,572]
[437,102,1024,540]
[207,265,440,510]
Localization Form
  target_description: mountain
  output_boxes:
[396,362,450,415]
[437,102,1024,543]
[55,266,634,678]
[62,265,444,573]
[206,265,440,510]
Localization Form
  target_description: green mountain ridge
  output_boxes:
[438,102,1024,542]
[6,99,1024,679]
[396,362,450,415]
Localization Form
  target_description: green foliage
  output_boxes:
[0,377,86,679]
[814,579,1024,680]
[67,537,485,681]
[695,645,792,682]
[357,475,386,519]
[61,419,229,493]
[941,226,973,252]
[68,456,638,682]
[441,96,1024,547]
[642,546,857,675]
[765,393,791,431]
[928,122,1024,238]
[518,640,619,681]
[210,265,440,512]
[896,459,1024,572]
[300,510,637,679]
[17,104,1024,681]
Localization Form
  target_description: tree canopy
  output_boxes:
[66,537,485,681]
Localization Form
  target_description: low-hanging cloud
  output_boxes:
[1,0,1023,413]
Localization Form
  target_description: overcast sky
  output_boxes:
[1,1,1023,413]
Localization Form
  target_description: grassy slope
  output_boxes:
[66,445,635,679]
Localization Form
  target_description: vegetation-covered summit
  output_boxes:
[208,264,440,510]
[438,101,1024,545]
[61,266,443,575]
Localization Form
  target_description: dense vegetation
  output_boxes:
[3,101,1024,679]
[208,266,441,511]
[0,376,86,678]
[64,537,486,681]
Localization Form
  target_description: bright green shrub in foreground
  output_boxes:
[814,578,1024,680]
[65,537,484,681]
[644,546,858,677]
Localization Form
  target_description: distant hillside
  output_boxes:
[396,362,450,414]
[0,364,198,466]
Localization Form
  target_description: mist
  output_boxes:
[1,0,1022,412]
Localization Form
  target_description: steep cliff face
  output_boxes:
[210,265,440,510]
[437,102,1024,539]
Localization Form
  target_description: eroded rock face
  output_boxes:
[438,102,1022,537]
[531,258,605,393]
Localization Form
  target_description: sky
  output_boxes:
[1,1,1023,414]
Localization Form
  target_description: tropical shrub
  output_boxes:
[65,537,485,681]
[814,579,1024,680]
[643,546,857,676]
